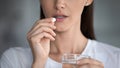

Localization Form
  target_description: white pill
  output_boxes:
[52,18,56,22]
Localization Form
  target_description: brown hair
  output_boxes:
[40,3,95,40]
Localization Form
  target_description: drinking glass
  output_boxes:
[62,54,90,68]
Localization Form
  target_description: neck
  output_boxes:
[50,26,88,55]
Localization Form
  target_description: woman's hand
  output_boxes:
[76,58,104,68]
[27,18,56,68]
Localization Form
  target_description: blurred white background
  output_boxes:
[0,0,120,57]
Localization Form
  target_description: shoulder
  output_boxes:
[91,40,120,53]
[0,47,33,68]
[2,47,32,59]
[89,40,120,67]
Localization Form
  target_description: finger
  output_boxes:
[40,18,55,24]
[28,24,56,36]
[30,26,56,37]
[28,22,56,36]
[30,32,55,42]
[77,58,104,67]
[31,18,55,32]
[33,18,54,27]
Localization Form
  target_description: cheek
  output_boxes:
[69,0,85,15]
[66,1,85,28]
[41,2,54,18]
[42,7,52,18]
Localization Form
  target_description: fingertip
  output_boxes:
[51,37,55,41]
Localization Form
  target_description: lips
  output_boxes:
[53,14,68,22]
[54,15,67,18]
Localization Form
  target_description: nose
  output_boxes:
[55,0,65,10]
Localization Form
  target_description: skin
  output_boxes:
[27,0,104,68]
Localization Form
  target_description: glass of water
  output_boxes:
[62,54,90,68]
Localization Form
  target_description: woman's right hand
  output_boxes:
[27,18,56,68]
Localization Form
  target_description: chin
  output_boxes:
[54,27,69,33]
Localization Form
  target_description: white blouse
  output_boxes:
[1,39,120,68]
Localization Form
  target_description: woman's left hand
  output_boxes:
[76,58,104,68]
